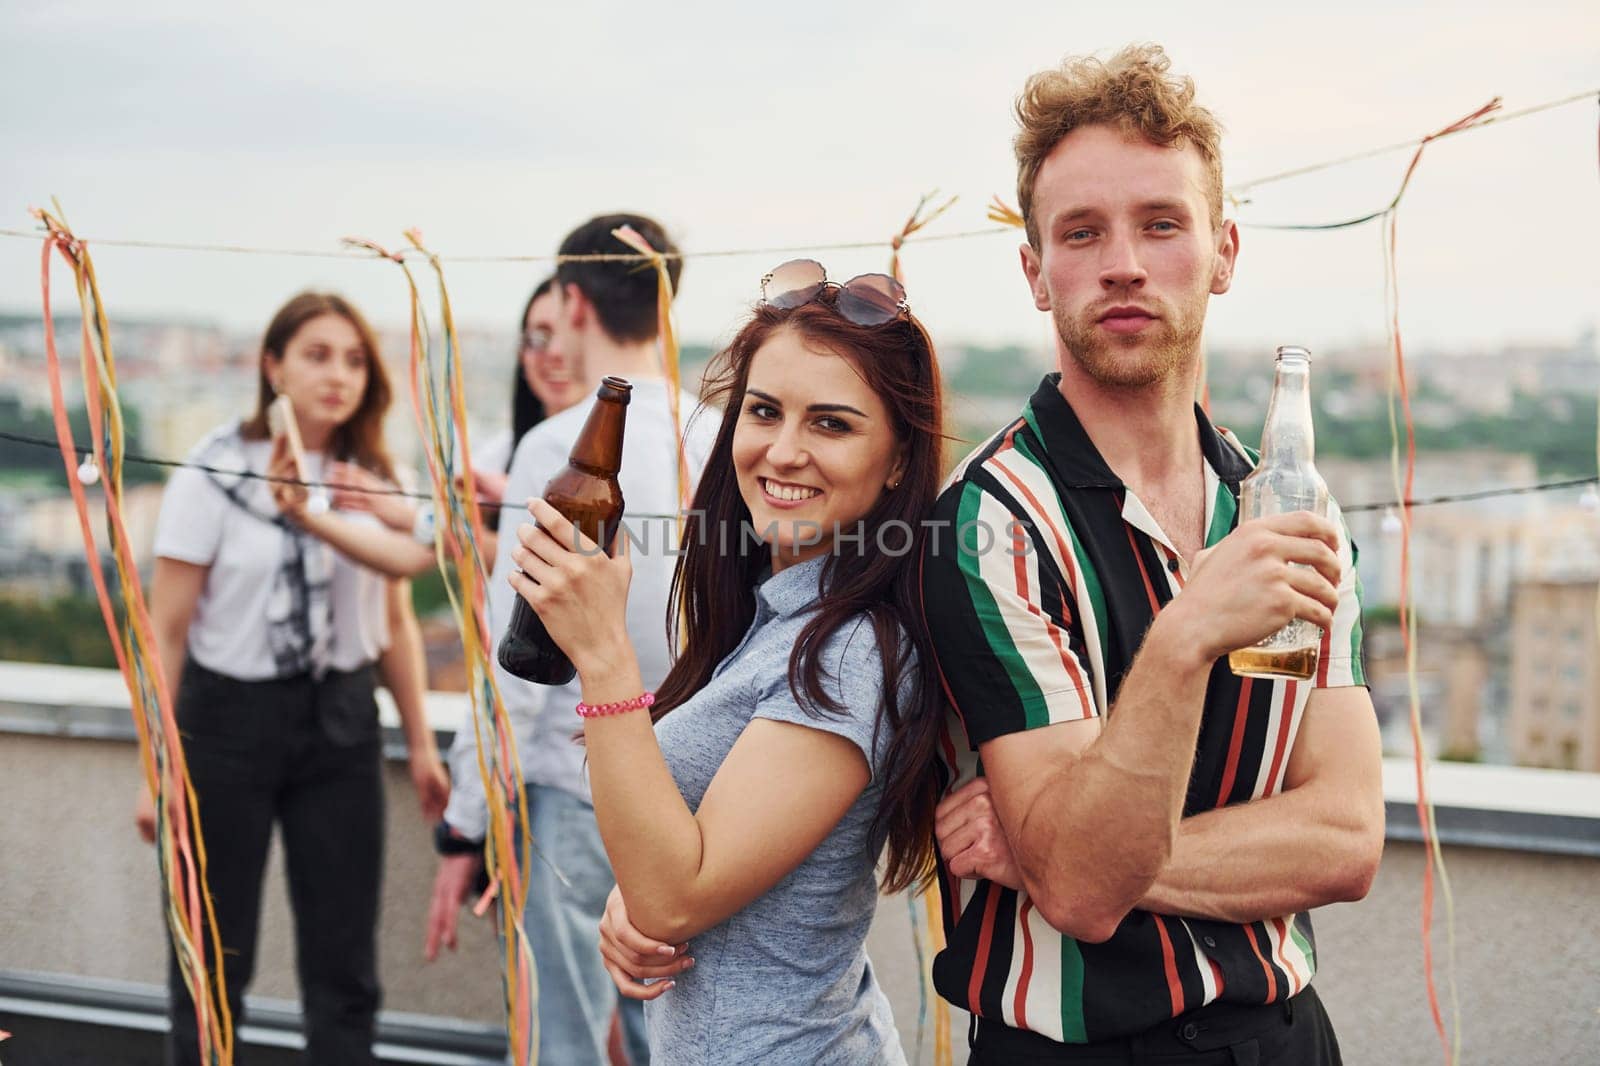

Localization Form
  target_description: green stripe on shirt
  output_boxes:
[1012,428,1110,670]
[1060,937,1088,1043]
[956,482,1052,729]
[1206,478,1238,548]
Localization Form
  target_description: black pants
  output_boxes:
[166,661,385,1066]
[969,986,1341,1065]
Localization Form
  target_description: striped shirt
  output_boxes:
[920,374,1366,1045]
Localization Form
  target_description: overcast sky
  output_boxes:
[2,1,1595,358]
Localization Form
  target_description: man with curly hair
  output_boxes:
[924,44,1380,1065]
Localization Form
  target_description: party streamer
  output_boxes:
[344,231,540,1065]
[32,203,233,1065]
[1377,100,1503,1066]
[889,191,959,283]
[610,224,692,519]
[888,200,954,1066]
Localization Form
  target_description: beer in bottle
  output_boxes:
[497,376,631,684]
[1228,346,1329,682]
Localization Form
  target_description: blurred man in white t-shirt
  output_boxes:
[425,213,714,1066]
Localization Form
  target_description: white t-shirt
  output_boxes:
[444,380,719,836]
[153,423,393,681]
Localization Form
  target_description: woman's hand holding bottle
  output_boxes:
[506,498,634,677]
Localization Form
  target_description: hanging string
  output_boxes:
[985,195,1026,230]
[904,886,931,1066]
[889,191,959,282]
[344,230,540,1065]
[0,225,1009,263]
[32,203,234,1065]
[888,203,955,1066]
[1226,88,1597,198]
[1591,95,1600,831]
[1377,100,1501,1066]
[610,224,692,518]
[608,222,698,667]
[1241,90,1578,231]
[413,227,543,1065]
[1234,206,1391,232]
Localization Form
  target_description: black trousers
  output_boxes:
[969,986,1342,1066]
[166,660,385,1066]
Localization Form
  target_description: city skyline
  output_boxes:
[5,309,1599,772]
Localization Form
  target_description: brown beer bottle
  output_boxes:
[1228,346,1329,681]
[497,376,631,684]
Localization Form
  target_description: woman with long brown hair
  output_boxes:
[504,261,948,1063]
[141,291,447,1065]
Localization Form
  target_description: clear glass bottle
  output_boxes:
[1228,346,1329,681]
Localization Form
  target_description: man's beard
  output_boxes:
[1055,301,1203,390]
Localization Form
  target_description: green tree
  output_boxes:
[0,395,161,486]
[0,594,120,668]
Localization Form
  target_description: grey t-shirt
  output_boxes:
[646,555,908,1065]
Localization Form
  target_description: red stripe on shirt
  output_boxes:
[1208,955,1226,999]
[967,882,1003,1016]
[1009,516,1091,709]
[1014,898,1036,1029]
[986,437,1094,715]
[1215,678,1254,806]
[1123,521,1161,614]
[1152,914,1185,1016]
[1271,916,1302,996]
[1262,681,1298,798]
[1243,923,1279,1003]
[937,718,963,775]
[1158,543,1187,589]
[989,441,1081,593]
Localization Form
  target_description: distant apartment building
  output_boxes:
[19,483,166,571]
[1322,452,1538,625]
[1509,579,1600,771]
[1507,510,1600,772]
[1363,622,1490,761]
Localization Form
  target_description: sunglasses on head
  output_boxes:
[759,259,909,327]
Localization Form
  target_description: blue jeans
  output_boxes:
[524,783,649,1066]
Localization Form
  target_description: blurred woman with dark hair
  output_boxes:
[474,277,584,493]
[341,278,583,563]
[471,277,584,561]
[505,261,948,1063]
[142,291,447,1066]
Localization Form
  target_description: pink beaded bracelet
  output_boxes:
[575,691,656,718]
